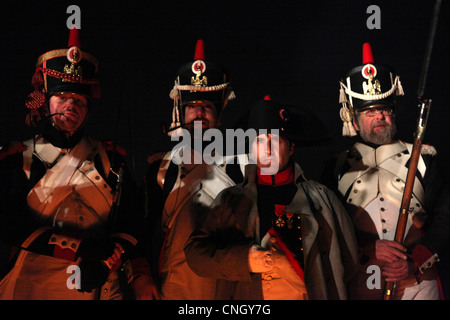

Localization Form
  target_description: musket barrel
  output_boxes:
[417,0,441,99]
[382,0,439,299]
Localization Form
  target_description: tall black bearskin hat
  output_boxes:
[25,27,100,126]
[248,95,330,147]
[338,42,404,136]
[168,39,235,136]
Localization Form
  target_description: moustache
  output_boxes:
[371,120,390,129]
[162,119,209,134]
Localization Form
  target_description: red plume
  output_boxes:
[263,95,272,100]
[194,39,205,60]
[362,42,374,64]
[68,27,81,48]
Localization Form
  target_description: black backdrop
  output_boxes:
[0,0,450,301]
[1,0,450,182]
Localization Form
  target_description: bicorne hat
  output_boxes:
[168,39,235,136]
[248,95,329,146]
[25,27,100,125]
[338,42,404,136]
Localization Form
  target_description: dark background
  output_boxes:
[1,0,449,182]
[0,0,449,300]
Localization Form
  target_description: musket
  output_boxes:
[383,0,441,300]
[383,100,431,300]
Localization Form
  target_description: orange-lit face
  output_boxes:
[49,92,88,134]
[251,133,294,175]
[184,101,218,132]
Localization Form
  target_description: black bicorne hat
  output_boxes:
[168,39,235,136]
[25,27,100,126]
[338,43,404,136]
[248,96,330,147]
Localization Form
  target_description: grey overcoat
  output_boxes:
[184,163,358,300]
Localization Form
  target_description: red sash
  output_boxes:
[268,228,304,282]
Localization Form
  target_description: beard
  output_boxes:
[359,120,396,145]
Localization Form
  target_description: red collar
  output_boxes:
[257,165,295,186]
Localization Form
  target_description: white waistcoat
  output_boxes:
[158,148,243,299]
[25,136,114,235]
[338,141,427,240]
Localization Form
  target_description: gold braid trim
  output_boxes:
[37,67,98,85]
[37,49,99,69]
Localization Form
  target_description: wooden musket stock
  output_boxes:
[383,100,431,300]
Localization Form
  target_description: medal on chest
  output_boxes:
[272,204,304,269]
[274,204,299,229]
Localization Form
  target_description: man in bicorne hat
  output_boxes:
[321,42,450,300]
[134,39,246,300]
[184,97,358,300]
[0,28,144,300]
